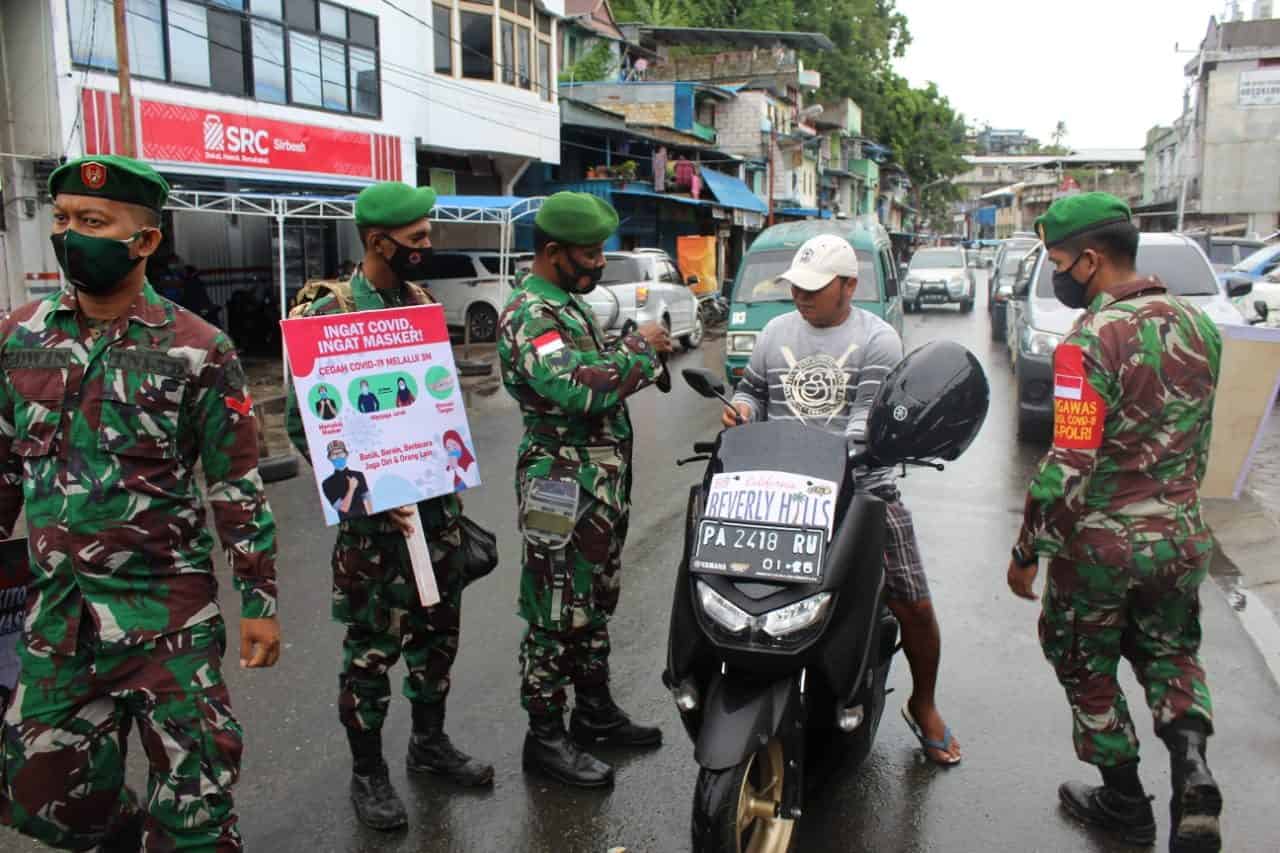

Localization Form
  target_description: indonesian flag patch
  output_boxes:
[1052,344,1105,450]
[532,331,566,359]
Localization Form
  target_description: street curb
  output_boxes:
[1205,494,1280,686]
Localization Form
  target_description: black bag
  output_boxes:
[457,515,498,585]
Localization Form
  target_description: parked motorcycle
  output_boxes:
[665,340,989,853]
[699,294,731,328]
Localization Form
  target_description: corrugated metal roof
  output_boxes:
[700,168,768,214]
[622,26,834,51]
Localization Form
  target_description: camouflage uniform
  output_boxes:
[286,271,465,734]
[1016,276,1221,768]
[497,274,664,715]
[0,282,277,850]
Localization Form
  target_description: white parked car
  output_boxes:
[423,250,618,341]
[599,250,704,349]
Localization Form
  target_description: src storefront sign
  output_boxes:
[81,89,403,181]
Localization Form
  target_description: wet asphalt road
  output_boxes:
[6,273,1280,853]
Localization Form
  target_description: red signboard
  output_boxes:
[81,89,401,182]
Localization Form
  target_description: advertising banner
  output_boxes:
[677,235,719,299]
[80,89,403,181]
[281,304,481,527]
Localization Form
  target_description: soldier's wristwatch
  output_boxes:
[1011,545,1037,568]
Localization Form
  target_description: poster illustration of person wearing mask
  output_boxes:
[441,429,478,491]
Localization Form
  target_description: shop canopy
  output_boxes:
[164,189,545,312]
[163,190,545,375]
[700,169,768,215]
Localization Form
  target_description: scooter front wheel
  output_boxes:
[691,737,796,853]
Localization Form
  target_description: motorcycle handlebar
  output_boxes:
[693,441,716,455]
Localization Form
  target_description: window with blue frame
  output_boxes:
[66,0,380,117]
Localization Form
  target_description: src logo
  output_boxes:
[204,114,269,157]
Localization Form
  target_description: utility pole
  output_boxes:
[112,0,137,157]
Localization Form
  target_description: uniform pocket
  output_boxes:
[98,354,188,459]
[4,350,70,458]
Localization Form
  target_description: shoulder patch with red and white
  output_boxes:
[1052,343,1105,450]
[532,331,566,358]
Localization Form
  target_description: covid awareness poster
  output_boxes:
[282,304,481,526]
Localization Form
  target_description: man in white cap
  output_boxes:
[722,233,962,766]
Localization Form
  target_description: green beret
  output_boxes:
[49,155,169,213]
[535,192,619,246]
[1034,192,1132,248]
[355,182,437,228]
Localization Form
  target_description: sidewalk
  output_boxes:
[1205,399,1280,684]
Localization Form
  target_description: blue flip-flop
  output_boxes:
[901,705,962,767]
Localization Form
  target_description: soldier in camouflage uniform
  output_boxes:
[497,192,672,788]
[285,182,492,832]
[0,155,280,852]
[1008,193,1223,853]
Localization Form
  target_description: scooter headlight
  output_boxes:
[762,592,832,638]
[696,580,751,634]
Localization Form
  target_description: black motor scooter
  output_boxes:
[665,341,989,853]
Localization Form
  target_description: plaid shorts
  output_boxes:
[882,498,929,602]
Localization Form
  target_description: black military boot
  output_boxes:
[1162,719,1222,853]
[96,809,144,853]
[1058,762,1156,846]
[570,685,663,748]
[523,712,614,788]
[347,730,408,831]
[406,702,494,787]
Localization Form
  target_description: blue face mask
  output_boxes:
[332,457,348,470]
[448,448,463,459]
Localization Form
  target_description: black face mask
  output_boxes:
[554,249,604,294]
[378,235,433,282]
[1052,251,1097,310]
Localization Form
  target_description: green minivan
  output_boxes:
[724,219,905,383]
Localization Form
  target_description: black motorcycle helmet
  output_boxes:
[866,341,989,464]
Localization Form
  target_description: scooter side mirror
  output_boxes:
[683,367,726,399]
[1253,299,1269,325]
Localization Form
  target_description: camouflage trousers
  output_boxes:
[1040,554,1214,768]
[0,618,241,851]
[518,501,628,716]
[334,523,466,733]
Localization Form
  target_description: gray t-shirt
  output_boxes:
[731,308,903,492]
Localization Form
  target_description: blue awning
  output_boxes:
[777,207,832,219]
[613,186,710,207]
[700,169,768,215]
[435,195,527,209]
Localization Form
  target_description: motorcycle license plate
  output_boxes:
[922,291,949,303]
[692,520,825,584]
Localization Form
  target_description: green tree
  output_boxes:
[559,40,616,84]
[612,0,692,26]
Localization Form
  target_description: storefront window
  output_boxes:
[208,7,247,95]
[252,0,283,17]
[129,0,167,79]
[461,10,494,81]
[319,2,346,38]
[500,20,515,85]
[252,20,288,103]
[167,1,212,87]
[433,5,453,74]
[67,0,382,117]
[537,40,550,102]
[289,32,323,106]
[517,25,531,90]
[350,47,378,116]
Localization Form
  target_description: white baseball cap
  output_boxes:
[778,234,860,292]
